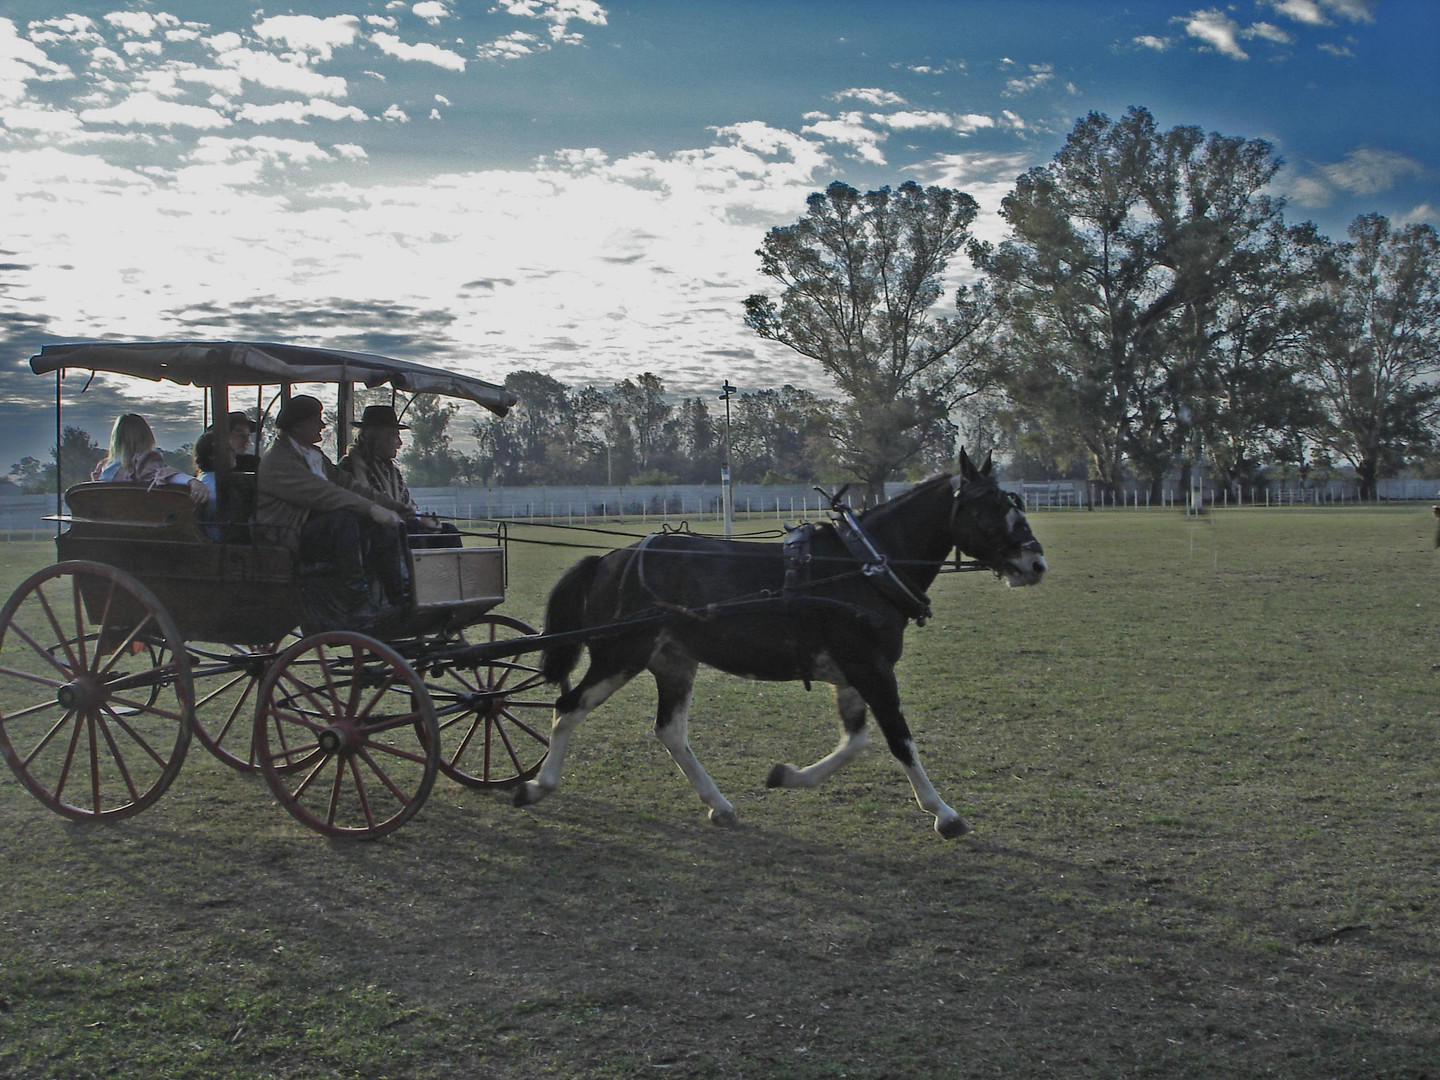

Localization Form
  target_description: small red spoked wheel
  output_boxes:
[427,615,559,789]
[0,561,194,821]
[253,631,438,838]
[189,636,298,772]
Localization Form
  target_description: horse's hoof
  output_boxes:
[936,815,973,840]
[766,763,794,788]
[513,783,539,808]
[709,807,739,828]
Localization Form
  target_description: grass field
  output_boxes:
[1,507,1438,1079]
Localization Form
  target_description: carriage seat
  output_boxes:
[64,482,201,542]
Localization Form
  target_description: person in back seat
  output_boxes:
[93,413,209,507]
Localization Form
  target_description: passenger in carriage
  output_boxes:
[213,410,259,471]
[92,413,209,507]
[254,395,414,620]
[339,404,462,550]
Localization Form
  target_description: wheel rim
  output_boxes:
[428,615,558,789]
[253,631,438,838]
[188,635,298,772]
[0,561,193,821]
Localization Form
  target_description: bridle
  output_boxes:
[947,477,1043,575]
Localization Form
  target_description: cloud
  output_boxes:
[235,98,370,124]
[371,32,467,71]
[1133,35,1172,51]
[79,91,231,129]
[187,135,336,167]
[212,47,351,98]
[1288,147,1427,206]
[836,87,907,107]
[253,15,362,62]
[1322,147,1426,196]
[476,31,545,61]
[412,2,452,25]
[801,111,887,165]
[1003,63,1053,95]
[1265,0,1375,25]
[103,12,168,38]
[1,18,73,105]
[1179,9,1249,60]
[875,110,995,134]
[489,0,608,47]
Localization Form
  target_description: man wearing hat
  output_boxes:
[255,395,414,620]
[340,404,460,548]
[219,410,260,471]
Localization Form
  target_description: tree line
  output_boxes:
[10,106,1438,502]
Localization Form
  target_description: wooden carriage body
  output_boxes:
[57,482,507,645]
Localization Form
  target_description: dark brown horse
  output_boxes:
[515,450,1047,838]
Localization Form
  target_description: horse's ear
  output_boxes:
[959,447,978,481]
[980,449,994,477]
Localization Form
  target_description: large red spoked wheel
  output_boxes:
[188,636,298,772]
[253,631,438,838]
[427,615,559,789]
[0,561,194,821]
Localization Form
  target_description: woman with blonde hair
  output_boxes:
[92,413,209,506]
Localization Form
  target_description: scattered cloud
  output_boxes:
[1133,34,1172,51]
[79,91,230,129]
[253,15,362,62]
[1179,9,1250,60]
[412,2,453,26]
[371,32,467,71]
[836,87,907,107]
[1289,147,1427,207]
[1264,0,1375,26]
[1003,63,1053,95]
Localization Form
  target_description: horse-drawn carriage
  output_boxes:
[2,339,1048,841]
[0,341,556,838]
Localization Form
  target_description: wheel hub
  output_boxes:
[317,726,349,755]
[56,677,102,712]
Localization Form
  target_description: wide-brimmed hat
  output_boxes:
[276,395,324,430]
[354,404,409,430]
[225,410,256,432]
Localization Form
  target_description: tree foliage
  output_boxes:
[1291,215,1440,497]
[744,180,990,502]
[976,106,1291,495]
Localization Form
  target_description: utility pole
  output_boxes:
[720,381,736,537]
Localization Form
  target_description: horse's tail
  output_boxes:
[540,554,603,684]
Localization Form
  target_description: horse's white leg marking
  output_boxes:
[768,728,868,789]
[767,684,868,789]
[653,678,738,827]
[898,740,972,839]
[514,672,630,808]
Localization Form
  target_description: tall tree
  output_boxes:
[14,426,107,493]
[399,395,464,486]
[744,180,991,503]
[1292,214,1440,498]
[730,385,835,483]
[976,106,1287,495]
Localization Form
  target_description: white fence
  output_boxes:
[4,477,1438,540]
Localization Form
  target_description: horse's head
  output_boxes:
[950,450,1047,587]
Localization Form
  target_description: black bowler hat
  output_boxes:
[355,404,409,430]
[276,395,324,430]
[226,411,256,432]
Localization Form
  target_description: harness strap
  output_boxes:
[833,505,932,625]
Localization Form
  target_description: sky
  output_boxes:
[1,0,1436,470]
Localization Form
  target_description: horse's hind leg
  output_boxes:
[651,651,738,827]
[766,685,870,789]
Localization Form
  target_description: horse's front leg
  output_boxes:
[651,653,737,827]
[767,685,869,789]
[847,663,972,839]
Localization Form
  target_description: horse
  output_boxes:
[514,449,1047,838]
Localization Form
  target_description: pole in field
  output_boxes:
[720,381,736,538]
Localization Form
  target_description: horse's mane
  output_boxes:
[855,473,955,522]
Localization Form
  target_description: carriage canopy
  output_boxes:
[30,339,517,417]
